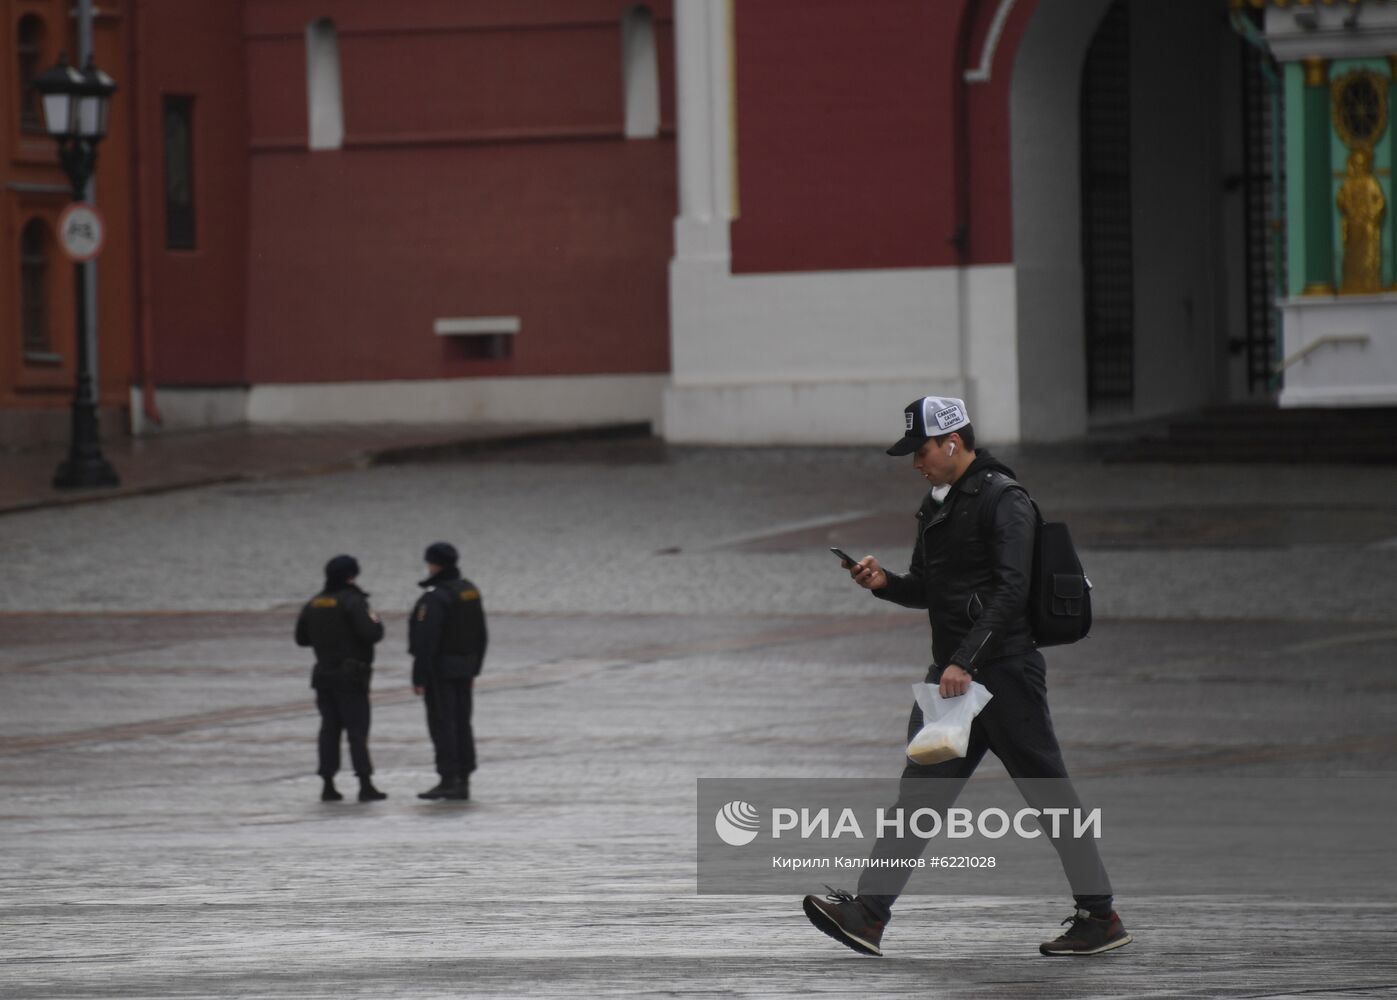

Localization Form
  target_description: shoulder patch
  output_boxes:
[415,604,428,622]
[460,589,480,601]
[311,597,338,608]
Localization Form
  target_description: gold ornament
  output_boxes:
[1337,147,1386,294]
[1331,70,1391,294]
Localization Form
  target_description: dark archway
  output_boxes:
[1012,0,1267,439]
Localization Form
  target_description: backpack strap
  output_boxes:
[977,472,1039,538]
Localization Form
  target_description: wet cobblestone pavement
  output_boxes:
[2,440,1396,997]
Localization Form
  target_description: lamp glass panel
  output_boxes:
[42,92,73,136]
[77,95,107,138]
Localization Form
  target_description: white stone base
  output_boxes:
[665,254,1021,445]
[246,374,666,426]
[662,377,967,445]
[1278,295,1397,408]
[131,375,665,432]
[130,386,250,436]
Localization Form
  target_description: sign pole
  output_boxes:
[77,0,100,393]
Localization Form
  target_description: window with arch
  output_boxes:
[20,218,54,360]
[622,5,659,139]
[306,17,344,150]
[17,14,47,133]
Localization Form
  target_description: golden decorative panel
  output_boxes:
[1330,70,1391,293]
[1331,69,1389,149]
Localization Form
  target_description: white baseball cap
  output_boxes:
[886,396,971,456]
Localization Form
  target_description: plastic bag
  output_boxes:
[905,681,994,765]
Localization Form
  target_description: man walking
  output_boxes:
[802,396,1130,957]
[410,542,488,802]
[295,554,387,803]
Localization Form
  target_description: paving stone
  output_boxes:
[2,441,1395,997]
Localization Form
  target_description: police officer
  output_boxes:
[294,554,387,803]
[410,542,488,801]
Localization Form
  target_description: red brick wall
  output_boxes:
[134,0,249,386]
[242,0,676,384]
[730,0,1026,274]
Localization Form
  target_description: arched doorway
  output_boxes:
[1010,0,1272,440]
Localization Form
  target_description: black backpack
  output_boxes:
[980,476,1092,646]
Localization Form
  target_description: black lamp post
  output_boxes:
[34,53,120,489]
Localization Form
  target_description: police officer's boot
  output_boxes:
[441,776,470,801]
[321,777,343,802]
[417,777,452,800]
[357,777,387,802]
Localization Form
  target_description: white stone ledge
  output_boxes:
[433,316,521,337]
[247,374,664,425]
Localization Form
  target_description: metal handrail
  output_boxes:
[1272,333,1370,374]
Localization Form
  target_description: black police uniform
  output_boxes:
[295,582,384,782]
[410,566,488,796]
[858,450,1114,921]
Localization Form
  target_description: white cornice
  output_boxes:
[1265,5,1397,60]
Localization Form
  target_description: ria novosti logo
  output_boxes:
[712,801,1102,846]
[714,800,761,846]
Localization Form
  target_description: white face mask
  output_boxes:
[931,484,952,504]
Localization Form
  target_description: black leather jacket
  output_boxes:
[409,567,488,686]
[873,450,1037,673]
[294,583,384,689]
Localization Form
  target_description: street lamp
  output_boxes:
[33,53,119,489]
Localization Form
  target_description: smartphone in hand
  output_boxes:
[829,547,860,568]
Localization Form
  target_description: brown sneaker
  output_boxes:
[1039,909,1132,956]
[802,886,885,957]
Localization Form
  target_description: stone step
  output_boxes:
[1102,406,1397,463]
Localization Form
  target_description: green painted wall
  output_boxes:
[1306,72,1337,289]
[1285,62,1307,297]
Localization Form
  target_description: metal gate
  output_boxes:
[1238,15,1283,394]
[1079,0,1134,415]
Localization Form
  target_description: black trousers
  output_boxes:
[315,686,373,778]
[858,650,1113,921]
[424,678,475,779]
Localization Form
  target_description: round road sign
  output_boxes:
[57,203,105,262]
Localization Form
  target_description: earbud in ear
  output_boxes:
[948,442,956,456]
